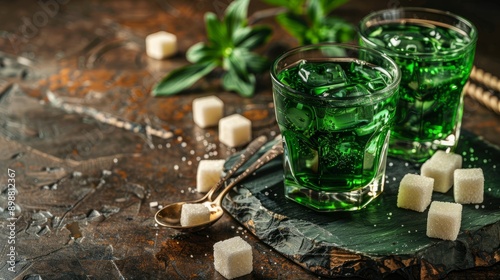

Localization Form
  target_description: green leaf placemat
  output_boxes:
[222,130,500,279]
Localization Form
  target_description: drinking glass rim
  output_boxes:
[270,43,401,105]
[358,7,478,59]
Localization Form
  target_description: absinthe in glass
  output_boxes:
[274,59,397,200]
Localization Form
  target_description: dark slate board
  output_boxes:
[222,130,500,279]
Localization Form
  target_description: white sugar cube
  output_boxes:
[180,203,210,227]
[421,150,462,193]
[197,159,226,193]
[219,114,252,147]
[426,201,462,241]
[214,236,253,279]
[193,96,224,128]
[397,174,434,212]
[454,168,484,204]
[431,150,463,168]
[149,201,159,208]
[145,31,177,60]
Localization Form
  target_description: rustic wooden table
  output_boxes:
[1,0,499,279]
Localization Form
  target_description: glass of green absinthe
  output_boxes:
[271,44,401,211]
[359,8,478,162]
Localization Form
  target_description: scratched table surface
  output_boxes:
[1,0,499,279]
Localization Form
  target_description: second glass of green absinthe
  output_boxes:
[365,19,475,157]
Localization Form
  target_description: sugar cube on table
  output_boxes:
[149,201,159,208]
[426,201,462,241]
[421,150,462,193]
[219,114,252,147]
[454,168,484,204]
[192,96,224,128]
[180,203,210,227]
[213,236,253,279]
[397,174,434,212]
[196,159,226,193]
[145,31,177,60]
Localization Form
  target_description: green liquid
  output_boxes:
[363,21,475,160]
[275,60,397,196]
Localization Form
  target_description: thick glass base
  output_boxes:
[388,130,460,163]
[284,173,385,212]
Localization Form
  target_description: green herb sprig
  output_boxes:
[263,0,355,45]
[152,0,272,97]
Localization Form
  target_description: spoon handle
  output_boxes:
[213,140,284,205]
[204,135,268,202]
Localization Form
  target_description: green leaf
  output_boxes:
[224,0,249,36]
[233,25,272,50]
[269,0,352,45]
[205,12,229,47]
[307,0,324,24]
[233,48,269,73]
[304,29,320,44]
[262,0,305,14]
[152,0,273,98]
[317,17,356,43]
[261,0,292,8]
[321,0,350,14]
[186,42,220,64]
[276,13,309,44]
[152,61,217,96]
[222,68,256,97]
[225,51,249,82]
[232,26,252,47]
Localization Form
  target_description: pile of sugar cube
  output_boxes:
[179,159,226,227]
[145,30,253,147]
[179,97,255,277]
[396,150,485,241]
[160,93,252,225]
[179,159,254,279]
[146,29,256,277]
[180,159,254,279]
[193,95,252,147]
[147,31,255,277]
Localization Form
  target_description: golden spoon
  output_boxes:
[154,139,283,232]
